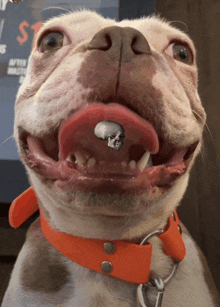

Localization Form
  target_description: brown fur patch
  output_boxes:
[90,295,106,307]
[21,218,71,293]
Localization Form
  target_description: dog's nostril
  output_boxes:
[131,37,138,50]
[131,34,151,55]
[131,36,144,55]
[88,29,114,51]
[103,34,112,50]
[88,26,151,60]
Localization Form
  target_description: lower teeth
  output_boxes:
[66,150,152,171]
[87,157,96,168]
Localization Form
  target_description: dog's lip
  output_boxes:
[20,131,196,194]
[54,159,190,194]
[18,101,199,192]
[98,214,128,219]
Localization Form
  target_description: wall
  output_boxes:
[156,0,220,293]
[0,0,119,202]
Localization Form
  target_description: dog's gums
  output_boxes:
[19,103,198,194]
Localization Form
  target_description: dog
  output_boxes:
[2,9,219,307]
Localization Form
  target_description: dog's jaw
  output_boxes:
[13,10,206,239]
[18,102,197,195]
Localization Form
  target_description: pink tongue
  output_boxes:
[58,103,159,162]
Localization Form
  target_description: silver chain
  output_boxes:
[137,228,179,307]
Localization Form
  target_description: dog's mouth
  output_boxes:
[19,103,199,194]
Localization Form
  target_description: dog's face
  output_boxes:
[14,11,206,239]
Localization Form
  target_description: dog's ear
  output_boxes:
[169,20,189,33]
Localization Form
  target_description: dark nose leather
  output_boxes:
[88,26,151,62]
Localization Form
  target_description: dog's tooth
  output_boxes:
[74,151,86,166]
[87,157,96,168]
[66,154,75,163]
[129,160,136,169]
[25,148,30,155]
[146,156,153,168]
[137,151,151,172]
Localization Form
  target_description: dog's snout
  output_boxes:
[88,26,151,62]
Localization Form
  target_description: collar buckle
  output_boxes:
[139,229,164,245]
[137,263,179,307]
[137,228,179,307]
[137,271,165,307]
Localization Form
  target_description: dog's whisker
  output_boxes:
[170,20,189,32]
[0,135,14,148]
[67,2,74,12]
[192,122,206,163]
[41,6,71,14]
[192,110,215,163]
[191,110,206,124]
[200,138,206,164]
[192,110,214,143]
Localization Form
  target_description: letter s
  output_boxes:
[17,21,29,45]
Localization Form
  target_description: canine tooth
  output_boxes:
[66,154,75,163]
[137,151,151,172]
[129,160,136,169]
[87,157,96,168]
[74,151,86,166]
[146,156,153,168]
[25,148,30,155]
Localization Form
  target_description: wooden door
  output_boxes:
[155,0,220,292]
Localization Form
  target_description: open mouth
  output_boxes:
[19,103,199,194]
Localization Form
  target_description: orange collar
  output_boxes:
[9,187,186,284]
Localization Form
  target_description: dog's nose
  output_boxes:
[88,26,151,62]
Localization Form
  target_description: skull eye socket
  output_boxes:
[39,32,64,53]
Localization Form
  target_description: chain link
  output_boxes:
[137,226,179,307]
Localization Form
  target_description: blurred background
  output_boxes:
[0,0,219,302]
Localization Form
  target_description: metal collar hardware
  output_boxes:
[137,228,180,307]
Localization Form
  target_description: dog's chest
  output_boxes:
[62,263,137,307]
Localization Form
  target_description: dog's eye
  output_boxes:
[165,43,193,65]
[40,32,64,53]
[173,44,193,64]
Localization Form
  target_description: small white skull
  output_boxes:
[94,121,125,151]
